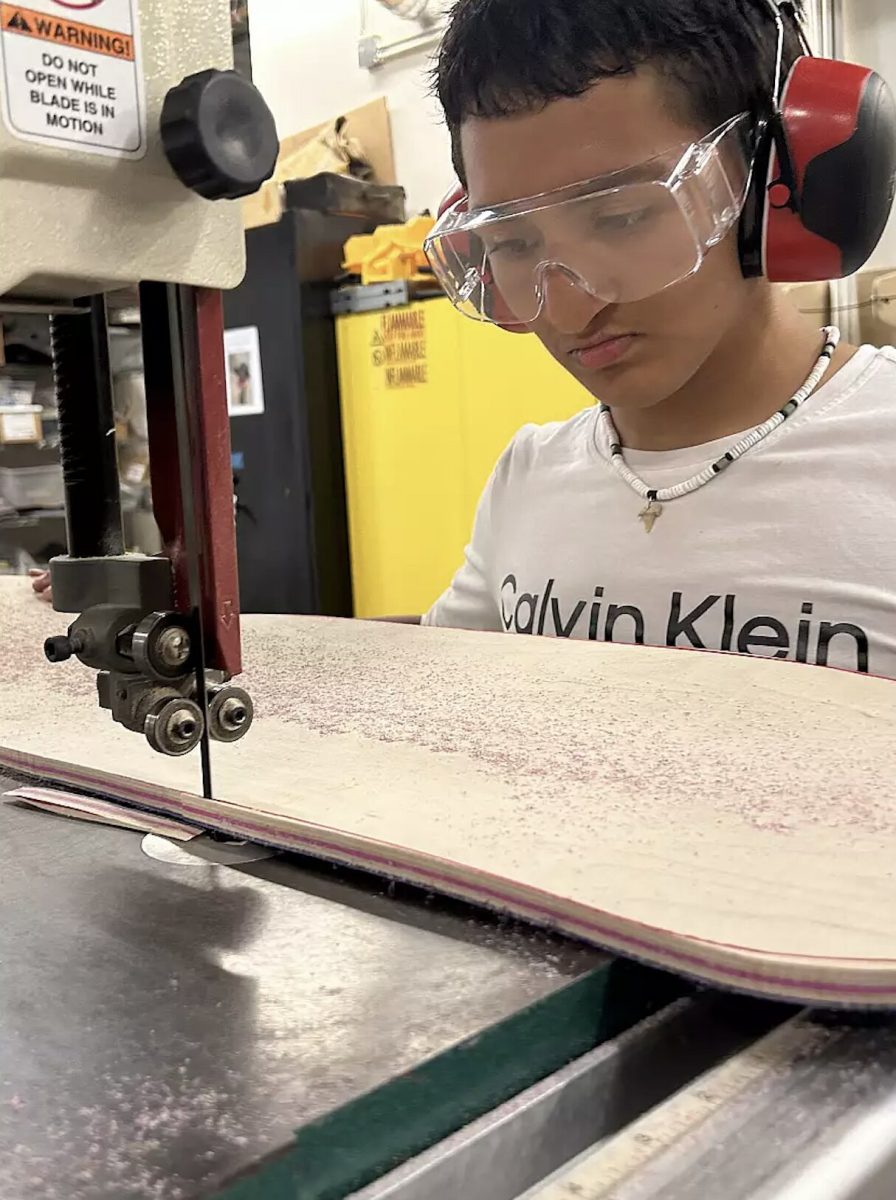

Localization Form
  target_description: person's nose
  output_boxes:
[540,266,610,335]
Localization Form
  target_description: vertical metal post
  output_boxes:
[142,282,243,679]
[814,0,863,346]
[141,282,212,799]
[803,0,842,57]
[50,296,125,558]
[141,282,243,799]
[821,0,845,59]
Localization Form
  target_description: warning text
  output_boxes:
[1,5,135,61]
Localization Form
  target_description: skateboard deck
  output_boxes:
[3,578,895,1007]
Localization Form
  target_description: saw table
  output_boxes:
[3,771,895,1200]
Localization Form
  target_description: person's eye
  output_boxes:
[593,207,655,234]
[488,235,540,260]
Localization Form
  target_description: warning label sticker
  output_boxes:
[370,308,429,389]
[0,0,146,157]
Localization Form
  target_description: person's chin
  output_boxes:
[567,345,667,409]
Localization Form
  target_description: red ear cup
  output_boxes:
[435,185,528,333]
[741,56,896,283]
[437,183,466,217]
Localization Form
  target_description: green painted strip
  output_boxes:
[215,960,689,1200]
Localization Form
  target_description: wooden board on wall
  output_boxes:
[855,269,896,345]
[243,97,397,230]
[779,281,831,325]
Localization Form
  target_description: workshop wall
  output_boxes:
[250,0,455,214]
[844,0,896,267]
[250,0,896,250]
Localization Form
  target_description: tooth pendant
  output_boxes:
[639,500,664,533]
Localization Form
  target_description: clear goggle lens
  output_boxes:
[425,114,753,327]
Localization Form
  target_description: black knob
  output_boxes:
[44,635,74,663]
[160,69,279,201]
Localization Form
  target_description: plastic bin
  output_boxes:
[0,464,65,510]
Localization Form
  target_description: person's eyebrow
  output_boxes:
[469,144,688,211]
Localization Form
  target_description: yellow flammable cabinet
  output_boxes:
[336,297,590,618]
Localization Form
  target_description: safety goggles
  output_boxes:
[425,113,754,327]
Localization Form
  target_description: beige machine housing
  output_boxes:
[0,0,245,302]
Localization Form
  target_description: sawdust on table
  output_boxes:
[4,581,896,846]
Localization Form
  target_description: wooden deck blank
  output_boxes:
[2,578,895,1007]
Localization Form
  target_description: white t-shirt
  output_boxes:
[425,344,896,679]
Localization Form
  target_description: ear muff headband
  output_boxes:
[741,55,896,282]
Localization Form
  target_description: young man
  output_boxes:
[423,0,896,679]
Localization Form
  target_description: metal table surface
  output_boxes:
[0,773,606,1200]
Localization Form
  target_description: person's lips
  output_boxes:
[570,333,639,371]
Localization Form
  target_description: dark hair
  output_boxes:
[435,0,807,179]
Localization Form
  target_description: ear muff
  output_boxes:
[741,56,896,282]
[437,183,466,217]
[436,185,528,333]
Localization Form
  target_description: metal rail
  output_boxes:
[350,995,790,1200]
